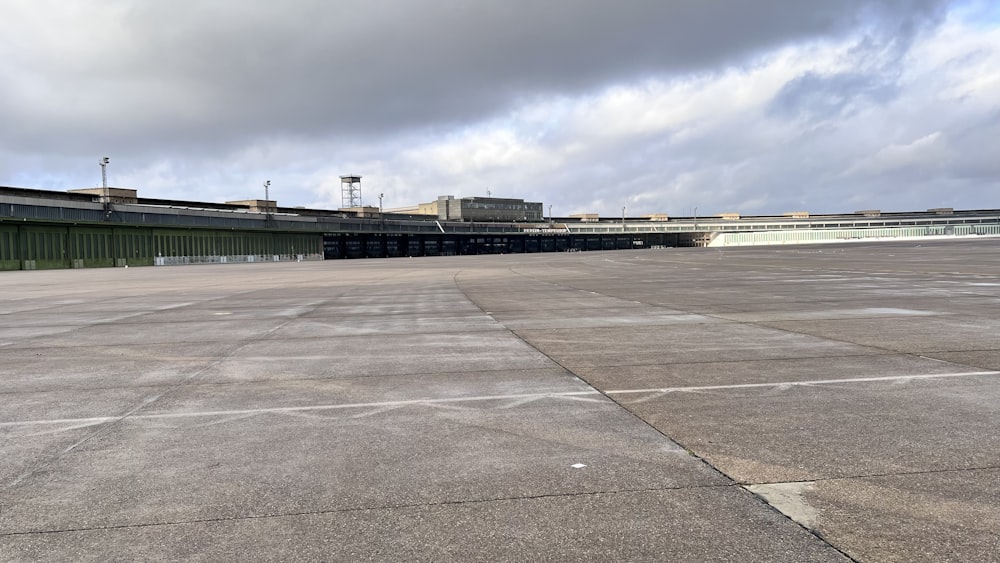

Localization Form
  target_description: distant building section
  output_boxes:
[69,187,138,204]
[384,205,421,214]
[340,205,381,217]
[644,214,670,221]
[416,201,440,215]
[718,213,741,220]
[784,211,810,218]
[227,199,276,213]
[427,195,543,222]
[856,209,881,217]
[570,213,600,222]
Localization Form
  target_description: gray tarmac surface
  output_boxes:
[2,239,999,561]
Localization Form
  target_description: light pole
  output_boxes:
[622,205,627,231]
[378,192,385,232]
[263,180,271,225]
[548,204,552,224]
[693,206,698,245]
[99,157,109,188]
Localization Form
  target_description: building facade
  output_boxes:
[4,184,1000,270]
[435,195,543,222]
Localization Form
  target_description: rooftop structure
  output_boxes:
[68,187,138,204]
[341,175,362,208]
[426,195,544,222]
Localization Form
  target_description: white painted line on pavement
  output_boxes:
[0,390,602,428]
[4,371,996,430]
[606,371,1000,396]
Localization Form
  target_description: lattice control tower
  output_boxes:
[341,175,362,208]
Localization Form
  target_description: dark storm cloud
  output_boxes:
[1,0,949,153]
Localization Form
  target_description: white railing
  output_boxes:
[708,225,1000,247]
[153,253,321,266]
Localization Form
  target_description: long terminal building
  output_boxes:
[2,185,999,271]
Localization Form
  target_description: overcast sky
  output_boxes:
[2,0,998,217]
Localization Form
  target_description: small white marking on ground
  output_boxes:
[857,308,937,316]
[571,463,587,469]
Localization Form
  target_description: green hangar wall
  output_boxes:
[0,222,323,271]
[1,219,679,270]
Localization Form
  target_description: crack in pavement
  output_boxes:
[1,483,740,538]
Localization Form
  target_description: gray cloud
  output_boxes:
[3,0,996,217]
[767,71,899,120]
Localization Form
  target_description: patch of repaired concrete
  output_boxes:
[746,481,819,529]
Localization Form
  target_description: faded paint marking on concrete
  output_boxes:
[607,371,1000,398]
[746,482,820,529]
[4,371,997,429]
[0,390,604,428]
